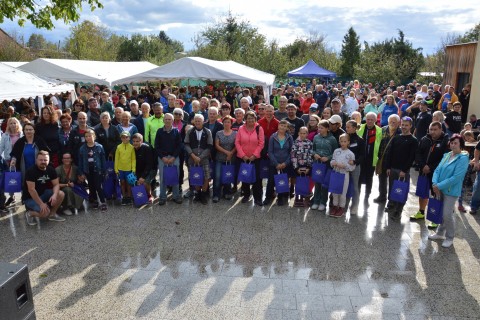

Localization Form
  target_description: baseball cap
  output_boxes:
[120,131,131,137]
[331,98,341,104]
[129,99,138,105]
[420,100,428,105]
[309,103,318,111]
[329,114,342,124]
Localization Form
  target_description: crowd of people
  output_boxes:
[0,79,475,249]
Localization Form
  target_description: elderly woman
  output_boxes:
[235,111,265,206]
[56,152,84,215]
[184,114,213,205]
[94,111,121,160]
[232,108,245,131]
[35,105,61,167]
[432,110,447,133]
[213,115,237,202]
[116,111,138,142]
[0,117,23,208]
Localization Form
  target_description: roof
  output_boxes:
[287,60,337,78]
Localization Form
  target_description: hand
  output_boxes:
[226,153,232,161]
[386,169,391,176]
[79,175,86,182]
[242,156,249,162]
[422,165,431,175]
[475,163,480,171]
[249,155,256,162]
[49,194,58,207]
[399,171,406,178]
[432,185,441,197]
[349,160,355,165]
[39,203,50,216]
[321,157,328,162]
[138,178,145,185]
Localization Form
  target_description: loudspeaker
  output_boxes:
[0,262,36,320]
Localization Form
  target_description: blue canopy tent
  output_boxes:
[287,60,336,80]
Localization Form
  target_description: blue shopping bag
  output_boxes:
[189,165,204,186]
[311,162,327,184]
[346,174,354,198]
[132,184,149,207]
[163,165,179,186]
[389,178,409,203]
[328,171,345,195]
[102,175,115,199]
[105,160,115,176]
[295,175,311,196]
[321,168,331,188]
[4,169,22,193]
[73,184,89,200]
[115,179,122,199]
[274,172,289,194]
[238,162,256,184]
[221,162,236,184]
[259,159,270,179]
[426,196,443,224]
[415,174,430,199]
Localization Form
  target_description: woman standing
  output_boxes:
[0,118,23,208]
[322,107,332,121]
[307,115,320,141]
[379,95,399,127]
[213,115,237,202]
[35,106,60,167]
[71,99,85,125]
[235,111,265,206]
[10,123,50,173]
[94,112,121,160]
[58,114,73,156]
[428,134,469,248]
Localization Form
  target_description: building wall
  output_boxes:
[469,42,480,119]
[444,42,477,90]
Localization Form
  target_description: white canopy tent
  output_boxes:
[18,58,159,86]
[0,62,74,101]
[114,57,276,97]
[1,61,27,68]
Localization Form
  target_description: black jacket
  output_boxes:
[135,143,154,179]
[94,124,121,158]
[10,136,50,171]
[348,133,366,166]
[415,132,450,172]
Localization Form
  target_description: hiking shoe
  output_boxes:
[410,211,425,220]
[428,233,446,240]
[158,199,166,205]
[442,239,453,248]
[100,204,107,212]
[311,204,319,210]
[5,196,15,207]
[25,211,37,226]
[48,214,66,222]
[63,208,73,216]
[318,204,326,211]
[458,205,466,213]
[427,222,439,230]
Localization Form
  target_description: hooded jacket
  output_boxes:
[433,151,469,197]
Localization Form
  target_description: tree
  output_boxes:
[27,34,48,50]
[0,0,103,30]
[459,22,480,43]
[340,27,360,79]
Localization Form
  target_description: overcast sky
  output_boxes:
[1,0,479,55]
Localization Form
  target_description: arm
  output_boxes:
[27,181,50,216]
[114,146,120,174]
[235,130,246,159]
[253,126,265,159]
[198,130,212,160]
[184,129,193,155]
[436,156,469,192]
[171,130,182,158]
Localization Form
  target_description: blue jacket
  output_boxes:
[78,142,106,175]
[268,132,294,166]
[380,104,398,127]
[432,151,469,197]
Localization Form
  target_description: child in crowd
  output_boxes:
[78,129,107,211]
[291,127,314,207]
[115,131,136,205]
[329,133,356,217]
[460,122,473,136]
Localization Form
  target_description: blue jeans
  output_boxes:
[24,189,53,212]
[158,156,180,200]
[471,171,480,210]
[213,161,233,198]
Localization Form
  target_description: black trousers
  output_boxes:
[241,159,263,202]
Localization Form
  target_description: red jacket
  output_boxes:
[301,98,315,114]
[258,116,279,140]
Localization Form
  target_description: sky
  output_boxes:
[1,0,479,55]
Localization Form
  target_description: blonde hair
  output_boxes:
[6,117,22,134]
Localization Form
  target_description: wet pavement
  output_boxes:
[1,172,480,320]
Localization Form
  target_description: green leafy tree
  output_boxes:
[64,20,117,60]
[26,33,48,50]
[0,0,103,30]
[340,27,360,79]
[459,22,480,43]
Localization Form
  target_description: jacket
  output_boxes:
[155,127,182,158]
[268,132,294,167]
[78,142,106,175]
[184,127,213,161]
[331,148,356,174]
[67,125,94,164]
[10,136,50,172]
[145,115,165,146]
[291,138,314,169]
[312,132,338,161]
[358,124,382,166]
[0,131,23,161]
[235,124,265,159]
[432,151,469,197]
[348,133,365,166]
[133,116,151,137]
[135,143,154,179]
[114,143,136,173]
[415,133,450,172]
[94,124,121,158]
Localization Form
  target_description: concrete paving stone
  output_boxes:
[283,279,309,294]
[295,294,325,311]
[332,281,363,296]
[322,295,354,312]
[282,309,315,320]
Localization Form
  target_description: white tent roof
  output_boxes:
[18,58,159,86]
[1,61,28,68]
[114,57,276,87]
[0,62,74,100]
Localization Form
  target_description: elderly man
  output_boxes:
[86,97,101,127]
[274,96,288,120]
[24,151,66,226]
[111,107,124,126]
[129,100,141,120]
[358,112,383,199]
[145,102,165,146]
[184,114,213,205]
[313,84,329,112]
[374,114,401,203]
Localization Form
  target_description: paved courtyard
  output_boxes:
[1,173,480,320]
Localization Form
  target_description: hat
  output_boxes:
[331,98,341,104]
[420,100,428,105]
[129,99,138,105]
[329,114,342,124]
[309,103,318,111]
[120,131,131,137]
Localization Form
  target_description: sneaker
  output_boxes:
[427,222,439,230]
[173,198,183,204]
[92,202,100,209]
[184,190,193,198]
[254,200,264,206]
[318,204,326,211]
[293,198,304,207]
[158,199,166,206]
[74,209,79,215]
[5,196,15,207]
[350,206,358,215]
[373,197,386,203]
[428,233,446,240]
[63,209,73,216]
[100,204,107,212]
[311,204,319,210]
[212,196,219,203]
[442,239,453,248]
[336,207,345,218]
[48,214,66,222]
[458,205,466,213]
[409,211,425,220]
[329,206,338,217]
[25,211,37,226]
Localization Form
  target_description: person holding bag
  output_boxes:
[428,134,469,248]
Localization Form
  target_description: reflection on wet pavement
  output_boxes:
[2,175,480,320]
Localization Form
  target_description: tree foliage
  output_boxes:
[0,0,103,30]
[459,22,480,43]
[64,21,118,60]
[340,27,360,79]
[117,33,183,65]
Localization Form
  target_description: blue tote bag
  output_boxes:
[295,175,311,196]
[238,161,256,184]
[73,184,89,199]
[4,169,22,193]
[426,196,443,224]
[274,172,289,194]
[163,165,179,186]
[389,178,409,203]
[221,162,236,184]
[259,159,270,179]
[132,184,149,207]
[189,165,204,186]
[321,168,332,189]
[102,174,115,199]
[105,160,115,176]
[328,171,345,195]
[415,174,430,199]
[311,162,327,184]
[346,174,354,198]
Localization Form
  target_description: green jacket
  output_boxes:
[145,115,165,146]
[312,132,338,161]
[357,124,382,167]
